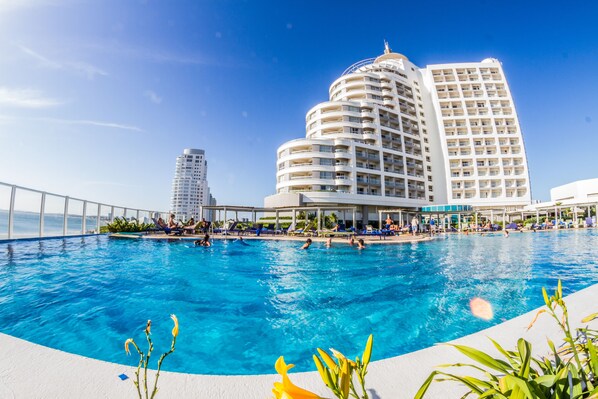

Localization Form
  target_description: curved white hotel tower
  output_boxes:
[170,148,215,220]
[265,43,531,215]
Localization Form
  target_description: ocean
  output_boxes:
[0,209,104,239]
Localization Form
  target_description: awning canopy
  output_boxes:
[421,205,473,213]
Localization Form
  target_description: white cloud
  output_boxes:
[43,118,143,132]
[84,41,235,67]
[144,90,162,104]
[0,87,64,108]
[66,61,108,79]
[0,114,142,132]
[17,45,108,79]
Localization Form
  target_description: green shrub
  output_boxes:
[106,217,154,233]
[415,280,598,398]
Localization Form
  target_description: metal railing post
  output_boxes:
[82,200,87,235]
[136,210,140,221]
[40,192,46,237]
[7,186,16,240]
[97,204,101,233]
[110,206,115,222]
[63,196,69,236]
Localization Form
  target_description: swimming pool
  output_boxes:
[0,230,597,375]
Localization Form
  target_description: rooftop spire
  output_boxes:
[383,40,392,54]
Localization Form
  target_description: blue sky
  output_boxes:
[0,0,597,211]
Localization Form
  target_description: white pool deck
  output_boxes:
[0,284,596,399]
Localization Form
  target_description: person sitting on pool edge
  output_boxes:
[301,238,312,250]
[357,239,366,249]
[194,234,211,247]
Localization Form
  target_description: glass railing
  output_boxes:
[0,181,167,240]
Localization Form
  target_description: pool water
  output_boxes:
[0,230,597,375]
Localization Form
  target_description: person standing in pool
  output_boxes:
[301,238,312,250]
[194,234,211,247]
[325,237,332,248]
[356,239,366,249]
[348,236,355,246]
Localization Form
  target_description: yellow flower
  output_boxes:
[171,314,179,337]
[362,334,373,367]
[145,320,151,335]
[125,338,133,355]
[272,356,322,399]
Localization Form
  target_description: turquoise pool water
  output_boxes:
[0,230,597,375]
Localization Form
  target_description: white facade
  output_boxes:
[170,148,214,220]
[265,44,531,212]
[550,178,598,203]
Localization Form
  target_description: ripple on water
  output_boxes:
[0,230,597,374]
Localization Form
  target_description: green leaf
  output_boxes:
[586,338,598,388]
[448,344,512,373]
[516,339,532,379]
[434,371,488,394]
[488,337,518,366]
[478,388,508,399]
[500,375,535,398]
[414,371,437,399]
[533,374,557,388]
[547,339,562,367]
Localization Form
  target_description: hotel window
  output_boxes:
[348,116,361,123]
[320,172,334,179]
[346,106,360,113]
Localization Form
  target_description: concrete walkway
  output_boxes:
[0,284,596,399]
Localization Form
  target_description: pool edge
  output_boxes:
[0,283,596,398]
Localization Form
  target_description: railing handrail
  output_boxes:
[0,181,168,240]
[0,181,161,214]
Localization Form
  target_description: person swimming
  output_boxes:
[194,234,211,247]
[301,238,312,250]
[348,236,355,246]
[357,239,366,249]
[236,237,249,246]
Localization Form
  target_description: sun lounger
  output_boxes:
[151,218,184,236]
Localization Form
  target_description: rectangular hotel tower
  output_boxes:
[265,43,531,214]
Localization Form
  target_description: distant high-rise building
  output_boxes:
[170,148,215,220]
[265,43,531,215]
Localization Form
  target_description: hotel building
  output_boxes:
[264,43,531,219]
[170,148,215,220]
